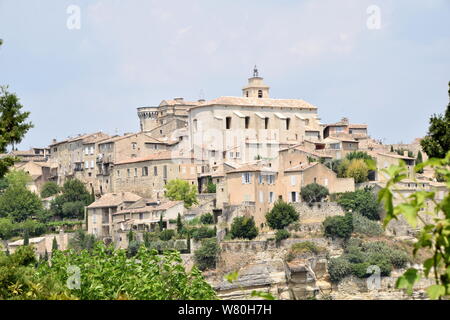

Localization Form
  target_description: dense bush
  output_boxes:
[200,213,214,225]
[300,183,329,203]
[337,187,381,220]
[352,212,383,237]
[275,229,290,244]
[323,212,353,239]
[194,238,220,271]
[265,200,299,230]
[159,229,175,241]
[230,216,258,240]
[328,239,412,283]
[191,226,216,240]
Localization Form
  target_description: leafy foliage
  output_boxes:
[328,239,410,283]
[159,229,175,241]
[50,179,93,219]
[379,152,450,299]
[352,212,383,237]
[265,200,299,230]
[200,213,214,225]
[337,187,381,220]
[40,182,60,198]
[420,84,450,158]
[345,159,369,183]
[0,86,33,178]
[300,183,329,203]
[230,216,258,240]
[165,179,198,208]
[0,182,43,223]
[194,238,220,271]
[190,226,216,240]
[323,212,353,239]
[275,229,290,244]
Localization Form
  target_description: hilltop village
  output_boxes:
[1,69,446,299]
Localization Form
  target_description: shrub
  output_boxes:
[200,213,214,225]
[265,200,299,230]
[40,182,60,198]
[275,229,290,244]
[337,187,381,220]
[328,257,352,282]
[290,241,325,255]
[230,216,258,240]
[346,159,369,183]
[352,212,383,236]
[323,212,353,239]
[194,238,220,271]
[159,229,175,241]
[191,226,216,240]
[300,183,329,203]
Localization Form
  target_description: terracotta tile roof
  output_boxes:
[88,192,142,208]
[227,164,276,174]
[188,96,318,110]
[50,132,108,146]
[284,162,318,172]
[376,152,415,160]
[114,150,195,165]
[113,200,183,215]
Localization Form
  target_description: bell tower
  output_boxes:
[242,65,270,98]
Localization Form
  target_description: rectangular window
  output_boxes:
[84,147,89,155]
[291,192,297,203]
[269,192,274,203]
[245,116,250,129]
[90,160,94,168]
[163,165,168,179]
[259,191,264,203]
[142,167,148,176]
[291,175,296,186]
[117,170,120,177]
[139,213,144,220]
[242,173,251,184]
[134,168,138,177]
[267,175,275,184]
[286,118,291,130]
[154,166,158,176]
[258,174,263,184]
[264,117,269,129]
[229,152,234,158]
[127,169,131,177]
[85,161,89,169]
[226,117,232,130]
[236,152,240,158]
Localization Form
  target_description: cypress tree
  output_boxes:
[23,229,30,246]
[416,151,424,173]
[176,213,183,234]
[52,236,58,253]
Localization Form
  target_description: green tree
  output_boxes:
[323,212,353,239]
[165,179,198,208]
[265,200,299,230]
[415,151,424,174]
[230,216,258,240]
[194,238,220,271]
[0,86,33,178]
[345,159,369,183]
[0,217,14,239]
[300,183,329,203]
[420,82,450,159]
[52,237,58,253]
[23,229,29,246]
[4,170,31,189]
[176,213,183,234]
[337,187,381,220]
[0,183,43,222]
[40,181,60,198]
[50,179,92,219]
[200,213,214,225]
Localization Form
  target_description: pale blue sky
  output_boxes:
[0,0,449,149]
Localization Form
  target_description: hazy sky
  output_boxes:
[0,0,449,149]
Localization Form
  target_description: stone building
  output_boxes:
[86,192,142,238]
[111,150,209,199]
[48,132,110,188]
[186,71,323,166]
[323,117,368,140]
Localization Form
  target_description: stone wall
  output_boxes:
[292,202,345,223]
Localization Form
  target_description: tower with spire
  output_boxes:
[242,65,270,98]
